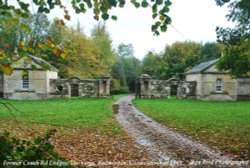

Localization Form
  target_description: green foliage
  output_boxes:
[200,42,222,62]
[0,0,172,75]
[113,43,142,92]
[0,0,171,41]
[142,52,162,79]
[215,0,250,77]
[0,129,64,166]
[111,79,128,94]
[0,14,67,74]
[46,21,113,78]
[91,23,116,72]
[141,42,221,80]
[163,41,203,80]
[217,39,250,77]
[111,58,128,94]
[117,43,134,58]
[133,98,250,159]
[0,14,116,78]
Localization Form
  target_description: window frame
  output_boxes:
[22,75,29,89]
[215,78,223,93]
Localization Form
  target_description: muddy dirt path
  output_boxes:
[114,95,236,167]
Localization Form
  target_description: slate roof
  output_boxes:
[186,59,218,74]
[30,55,59,72]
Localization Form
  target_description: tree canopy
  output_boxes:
[215,0,250,77]
[1,0,249,78]
[142,41,221,80]
[112,43,141,93]
[0,0,172,35]
[0,0,172,75]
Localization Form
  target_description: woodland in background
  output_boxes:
[0,14,223,93]
[0,0,249,83]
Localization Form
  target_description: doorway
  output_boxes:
[71,84,79,97]
[170,84,178,96]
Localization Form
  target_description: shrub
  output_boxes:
[111,80,129,94]
[0,129,66,167]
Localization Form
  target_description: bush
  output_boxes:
[111,80,129,94]
[0,129,66,167]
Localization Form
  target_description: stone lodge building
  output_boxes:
[0,55,111,100]
[186,59,250,101]
[136,59,250,101]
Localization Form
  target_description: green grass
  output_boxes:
[0,95,125,134]
[133,97,250,159]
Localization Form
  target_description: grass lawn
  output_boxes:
[133,97,250,160]
[0,95,124,134]
[0,94,151,162]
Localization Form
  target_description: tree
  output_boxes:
[200,42,222,62]
[0,13,66,75]
[0,0,173,75]
[117,43,134,58]
[162,41,202,80]
[91,23,116,72]
[111,57,128,94]
[0,0,172,35]
[141,42,221,80]
[60,24,108,78]
[44,18,68,71]
[142,52,162,79]
[215,0,250,77]
[113,43,141,92]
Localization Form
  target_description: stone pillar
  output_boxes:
[139,74,152,98]
[99,74,111,97]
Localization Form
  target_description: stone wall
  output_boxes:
[3,70,48,100]
[196,81,237,101]
[136,74,196,99]
[137,73,250,101]
[136,74,169,98]
[177,81,196,99]
[0,75,3,98]
[199,74,237,101]
[49,75,111,98]
[237,78,250,100]
[186,73,239,101]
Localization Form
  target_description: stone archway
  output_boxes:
[167,78,179,96]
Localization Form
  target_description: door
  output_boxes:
[71,84,79,97]
[170,84,178,96]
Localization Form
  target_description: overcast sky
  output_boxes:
[48,0,234,59]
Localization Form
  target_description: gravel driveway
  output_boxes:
[114,95,244,167]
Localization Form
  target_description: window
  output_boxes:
[216,79,223,92]
[56,85,63,92]
[22,75,29,89]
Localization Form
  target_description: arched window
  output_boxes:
[216,78,223,92]
[22,75,29,89]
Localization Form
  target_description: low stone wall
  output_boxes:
[136,74,250,101]
[136,74,196,99]
[49,75,111,98]
[237,78,250,100]
[197,93,237,101]
[136,74,170,99]
[177,81,196,99]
